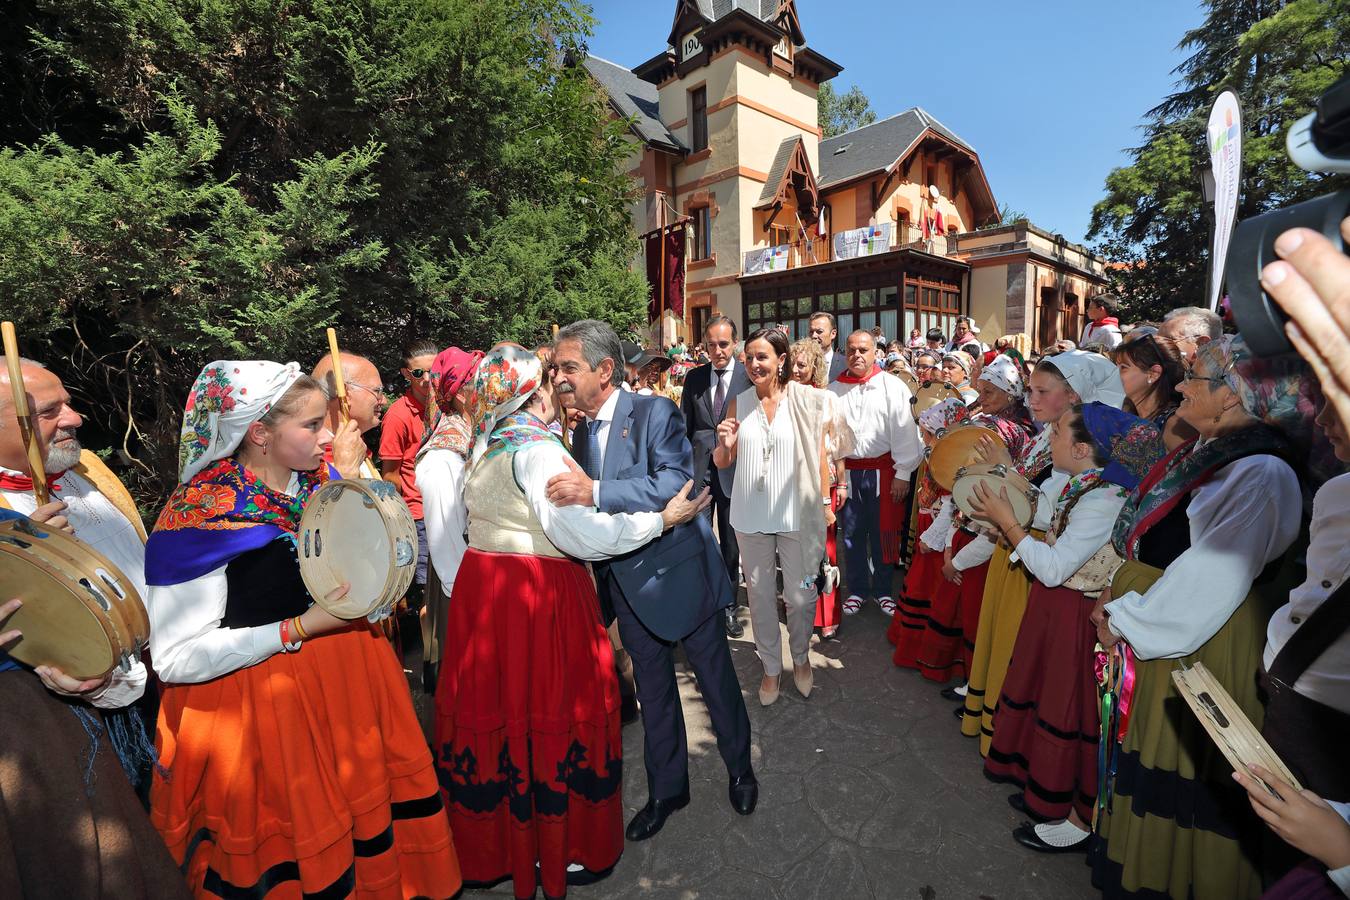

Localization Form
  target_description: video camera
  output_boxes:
[1228,73,1350,356]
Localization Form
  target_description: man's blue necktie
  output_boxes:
[575,419,602,480]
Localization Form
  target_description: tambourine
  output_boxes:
[0,515,149,680]
[910,379,966,415]
[297,479,418,619]
[951,463,1037,528]
[928,425,1006,491]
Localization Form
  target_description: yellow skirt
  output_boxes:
[960,537,1038,755]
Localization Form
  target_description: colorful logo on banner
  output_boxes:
[1207,90,1243,312]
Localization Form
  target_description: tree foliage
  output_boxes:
[0,0,648,502]
[1088,0,1350,322]
[817,81,877,138]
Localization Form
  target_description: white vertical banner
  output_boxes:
[1207,90,1243,311]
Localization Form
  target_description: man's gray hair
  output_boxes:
[555,320,626,388]
[1163,306,1223,341]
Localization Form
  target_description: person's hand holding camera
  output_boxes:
[1260,215,1350,430]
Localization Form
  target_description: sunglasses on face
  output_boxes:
[408,368,431,379]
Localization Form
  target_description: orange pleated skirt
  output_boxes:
[151,624,461,899]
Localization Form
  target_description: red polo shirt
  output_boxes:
[378,390,428,519]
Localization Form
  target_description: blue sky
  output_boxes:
[584,0,1205,248]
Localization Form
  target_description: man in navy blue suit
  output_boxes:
[546,320,757,841]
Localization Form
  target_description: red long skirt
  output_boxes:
[983,582,1100,822]
[815,486,841,631]
[895,530,987,682]
[434,549,623,900]
[151,624,461,900]
[889,511,939,650]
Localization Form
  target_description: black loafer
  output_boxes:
[939,687,965,702]
[952,706,964,720]
[1012,821,1089,854]
[565,862,616,886]
[624,790,690,842]
[729,771,758,816]
[724,609,745,638]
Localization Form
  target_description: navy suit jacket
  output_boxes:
[580,389,733,641]
[679,360,752,492]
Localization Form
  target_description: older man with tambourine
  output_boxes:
[0,351,188,899]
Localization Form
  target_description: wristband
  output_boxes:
[279,618,302,652]
[292,616,310,641]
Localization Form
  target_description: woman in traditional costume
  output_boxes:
[897,356,1038,687]
[889,399,968,655]
[1112,333,1195,449]
[959,351,1125,753]
[434,344,707,899]
[144,360,462,899]
[972,403,1164,852]
[939,350,980,405]
[1091,335,1305,899]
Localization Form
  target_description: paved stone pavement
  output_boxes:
[423,594,1098,900]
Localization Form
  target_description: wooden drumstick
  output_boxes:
[325,328,350,426]
[1,321,50,505]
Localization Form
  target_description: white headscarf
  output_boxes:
[979,354,1024,399]
[177,360,302,482]
[1041,350,1125,408]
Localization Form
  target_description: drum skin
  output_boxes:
[952,463,1037,528]
[297,479,418,619]
[928,426,1006,491]
[909,380,965,415]
[0,516,146,680]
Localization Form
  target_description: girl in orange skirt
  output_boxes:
[144,360,461,899]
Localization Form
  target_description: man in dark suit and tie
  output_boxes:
[808,311,847,382]
[678,314,751,638]
[546,319,757,842]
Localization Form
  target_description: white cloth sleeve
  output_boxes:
[920,498,955,552]
[513,443,663,561]
[85,658,148,709]
[1013,490,1125,588]
[952,534,996,571]
[886,380,924,478]
[1105,456,1301,660]
[147,569,287,684]
[415,451,469,598]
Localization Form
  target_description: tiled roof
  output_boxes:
[757,136,802,207]
[818,107,975,188]
[583,55,684,152]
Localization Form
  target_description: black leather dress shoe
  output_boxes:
[624,790,690,842]
[724,609,745,638]
[939,686,965,702]
[620,696,640,727]
[1012,821,1089,854]
[728,771,758,816]
[951,706,964,720]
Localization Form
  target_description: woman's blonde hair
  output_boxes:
[789,338,827,388]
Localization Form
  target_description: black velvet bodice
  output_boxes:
[1135,494,1194,570]
[222,538,312,627]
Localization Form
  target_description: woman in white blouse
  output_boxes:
[1091,336,1306,900]
[714,328,832,706]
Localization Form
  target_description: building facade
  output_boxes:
[585,0,1108,348]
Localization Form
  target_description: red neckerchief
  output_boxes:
[0,469,64,493]
[1092,317,1120,329]
[835,365,883,384]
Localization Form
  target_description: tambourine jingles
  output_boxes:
[928,425,1006,491]
[951,463,1038,529]
[0,515,149,680]
[297,479,418,619]
[909,379,966,415]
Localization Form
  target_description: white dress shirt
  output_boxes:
[415,448,469,599]
[3,468,148,708]
[827,371,924,478]
[1264,472,1350,715]
[1014,486,1127,588]
[1105,455,1301,660]
[1081,321,1124,350]
[586,388,623,509]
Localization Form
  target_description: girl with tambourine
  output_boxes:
[143,361,461,899]
[967,402,1164,854]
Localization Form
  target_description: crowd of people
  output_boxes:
[1,213,1349,900]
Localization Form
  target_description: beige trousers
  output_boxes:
[736,529,818,676]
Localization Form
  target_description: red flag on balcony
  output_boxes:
[644,225,686,320]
